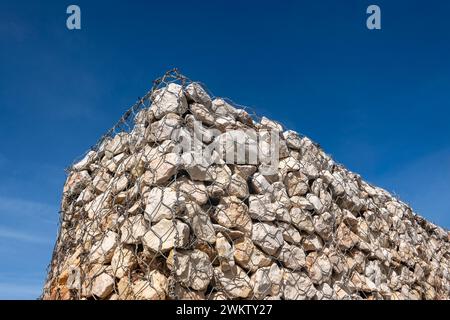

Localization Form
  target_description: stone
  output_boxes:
[174,177,208,205]
[284,172,309,197]
[250,173,272,194]
[73,151,96,171]
[282,271,317,300]
[92,273,115,299]
[278,241,306,270]
[260,116,283,131]
[336,223,359,250]
[132,270,168,300]
[290,207,315,233]
[90,231,119,264]
[142,219,190,253]
[250,263,283,299]
[185,201,216,244]
[251,222,284,256]
[234,237,272,272]
[190,103,215,125]
[248,194,276,222]
[302,234,323,252]
[151,83,188,119]
[313,212,334,240]
[306,193,325,214]
[278,221,302,244]
[231,165,257,180]
[186,82,212,108]
[216,233,235,271]
[148,113,182,142]
[148,153,181,184]
[144,187,185,223]
[213,196,252,235]
[211,98,238,117]
[64,170,91,196]
[283,130,302,150]
[306,252,332,284]
[104,133,129,158]
[111,245,138,279]
[278,157,301,176]
[120,215,147,244]
[316,283,334,300]
[169,249,213,291]
[290,196,314,211]
[214,265,252,298]
[111,175,128,194]
[227,173,249,199]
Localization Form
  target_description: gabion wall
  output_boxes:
[42,70,449,300]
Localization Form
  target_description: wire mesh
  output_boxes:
[42,69,450,300]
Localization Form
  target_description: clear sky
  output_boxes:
[0,0,449,299]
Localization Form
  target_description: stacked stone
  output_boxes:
[43,72,449,300]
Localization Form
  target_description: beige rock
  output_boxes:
[214,265,251,298]
[248,194,276,222]
[250,263,283,299]
[183,202,216,244]
[216,233,235,271]
[282,271,317,300]
[313,212,334,240]
[148,153,180,185]
[213,196,252,236]
[186,82,212,108]
[111,245,138,279]
[278,241,306,270]
[306,252,332,284]
[142,219,190,253]
[90,231,119,264]
[190,103,215,125]
[290,207,315,233]
[144,187,185,223]
[227,173,249,199]
[251,222,284,256]
[64,170,91,196]
[92,273,115,299]
[151,83,188,119]
[234,237,272,272]
[120,215,147,244]
[284,172,309,197]
[336,223,359,250]
[278,221,302,244]
[169,249,213,291]
[132,270,168,300]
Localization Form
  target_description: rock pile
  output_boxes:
[43,70,449,300]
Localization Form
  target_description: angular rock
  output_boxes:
[120,215,147,244]
[151,83,188,119]
[250,263,283,299]
[251,222,284,256]
[234,237,272,272]
[186,82,212,108]
[282,271,317,300]
[142,219,190,253]
[213,196,252,236]
[144,187,185,223]
[92,273,115,299]
[214,265,251,298]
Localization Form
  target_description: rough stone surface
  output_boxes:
[44,72,450,301]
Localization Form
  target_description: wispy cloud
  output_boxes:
[0,282,41,300]
[0,197,58,224]
[0,226,52,244]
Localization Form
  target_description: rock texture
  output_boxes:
[43,70,449,300]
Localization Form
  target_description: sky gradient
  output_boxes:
[0,0,449,299]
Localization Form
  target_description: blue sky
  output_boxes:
[0,0,449,299]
